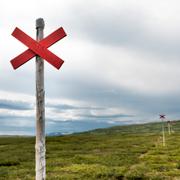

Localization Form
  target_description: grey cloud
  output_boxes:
[0,115,33,121]
[63,3,180,60]
[0,99,33,110]
[0,115,35,135]
[0,126,35,136]
[47,103,105,111]
[0,0,180,135]
[73,9,144,45]
[79,114,134,119]
[48,75,180,121]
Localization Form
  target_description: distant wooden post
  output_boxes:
[160,115,166,146]
[167,121,171,135]
[35,18,45,180]
[162,120,165,146]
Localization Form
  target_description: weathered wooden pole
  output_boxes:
[162,120,166,146]
[160,115,166,146]
[35,18,46,180]
[10,18,67,180]
[167,121,171,135]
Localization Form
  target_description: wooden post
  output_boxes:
[168,122,171,135]
[162,119,166,146]
[35,18,46,180]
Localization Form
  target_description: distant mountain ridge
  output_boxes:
[47,120,180,136]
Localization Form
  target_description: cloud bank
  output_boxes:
[0,0,179,134]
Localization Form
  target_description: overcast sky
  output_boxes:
[0,0,180,135]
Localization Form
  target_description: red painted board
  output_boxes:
[11,27,66,69]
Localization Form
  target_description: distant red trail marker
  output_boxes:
[10,27,66,69]
[160,114,165,119]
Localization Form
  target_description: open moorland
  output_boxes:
[0,121,180,179]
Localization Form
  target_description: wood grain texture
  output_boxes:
[35,18,46,180]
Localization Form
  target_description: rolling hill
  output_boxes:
[0,120,180,179]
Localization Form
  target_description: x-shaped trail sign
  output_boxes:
[160,115,165,119]
[10,27,67,69]
[10,18,67,180]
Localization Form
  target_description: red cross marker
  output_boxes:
[10,18,67,179]
[10,27,67,69]
[160,114,165,119]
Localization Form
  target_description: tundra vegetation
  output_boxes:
[0,121,180,179]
